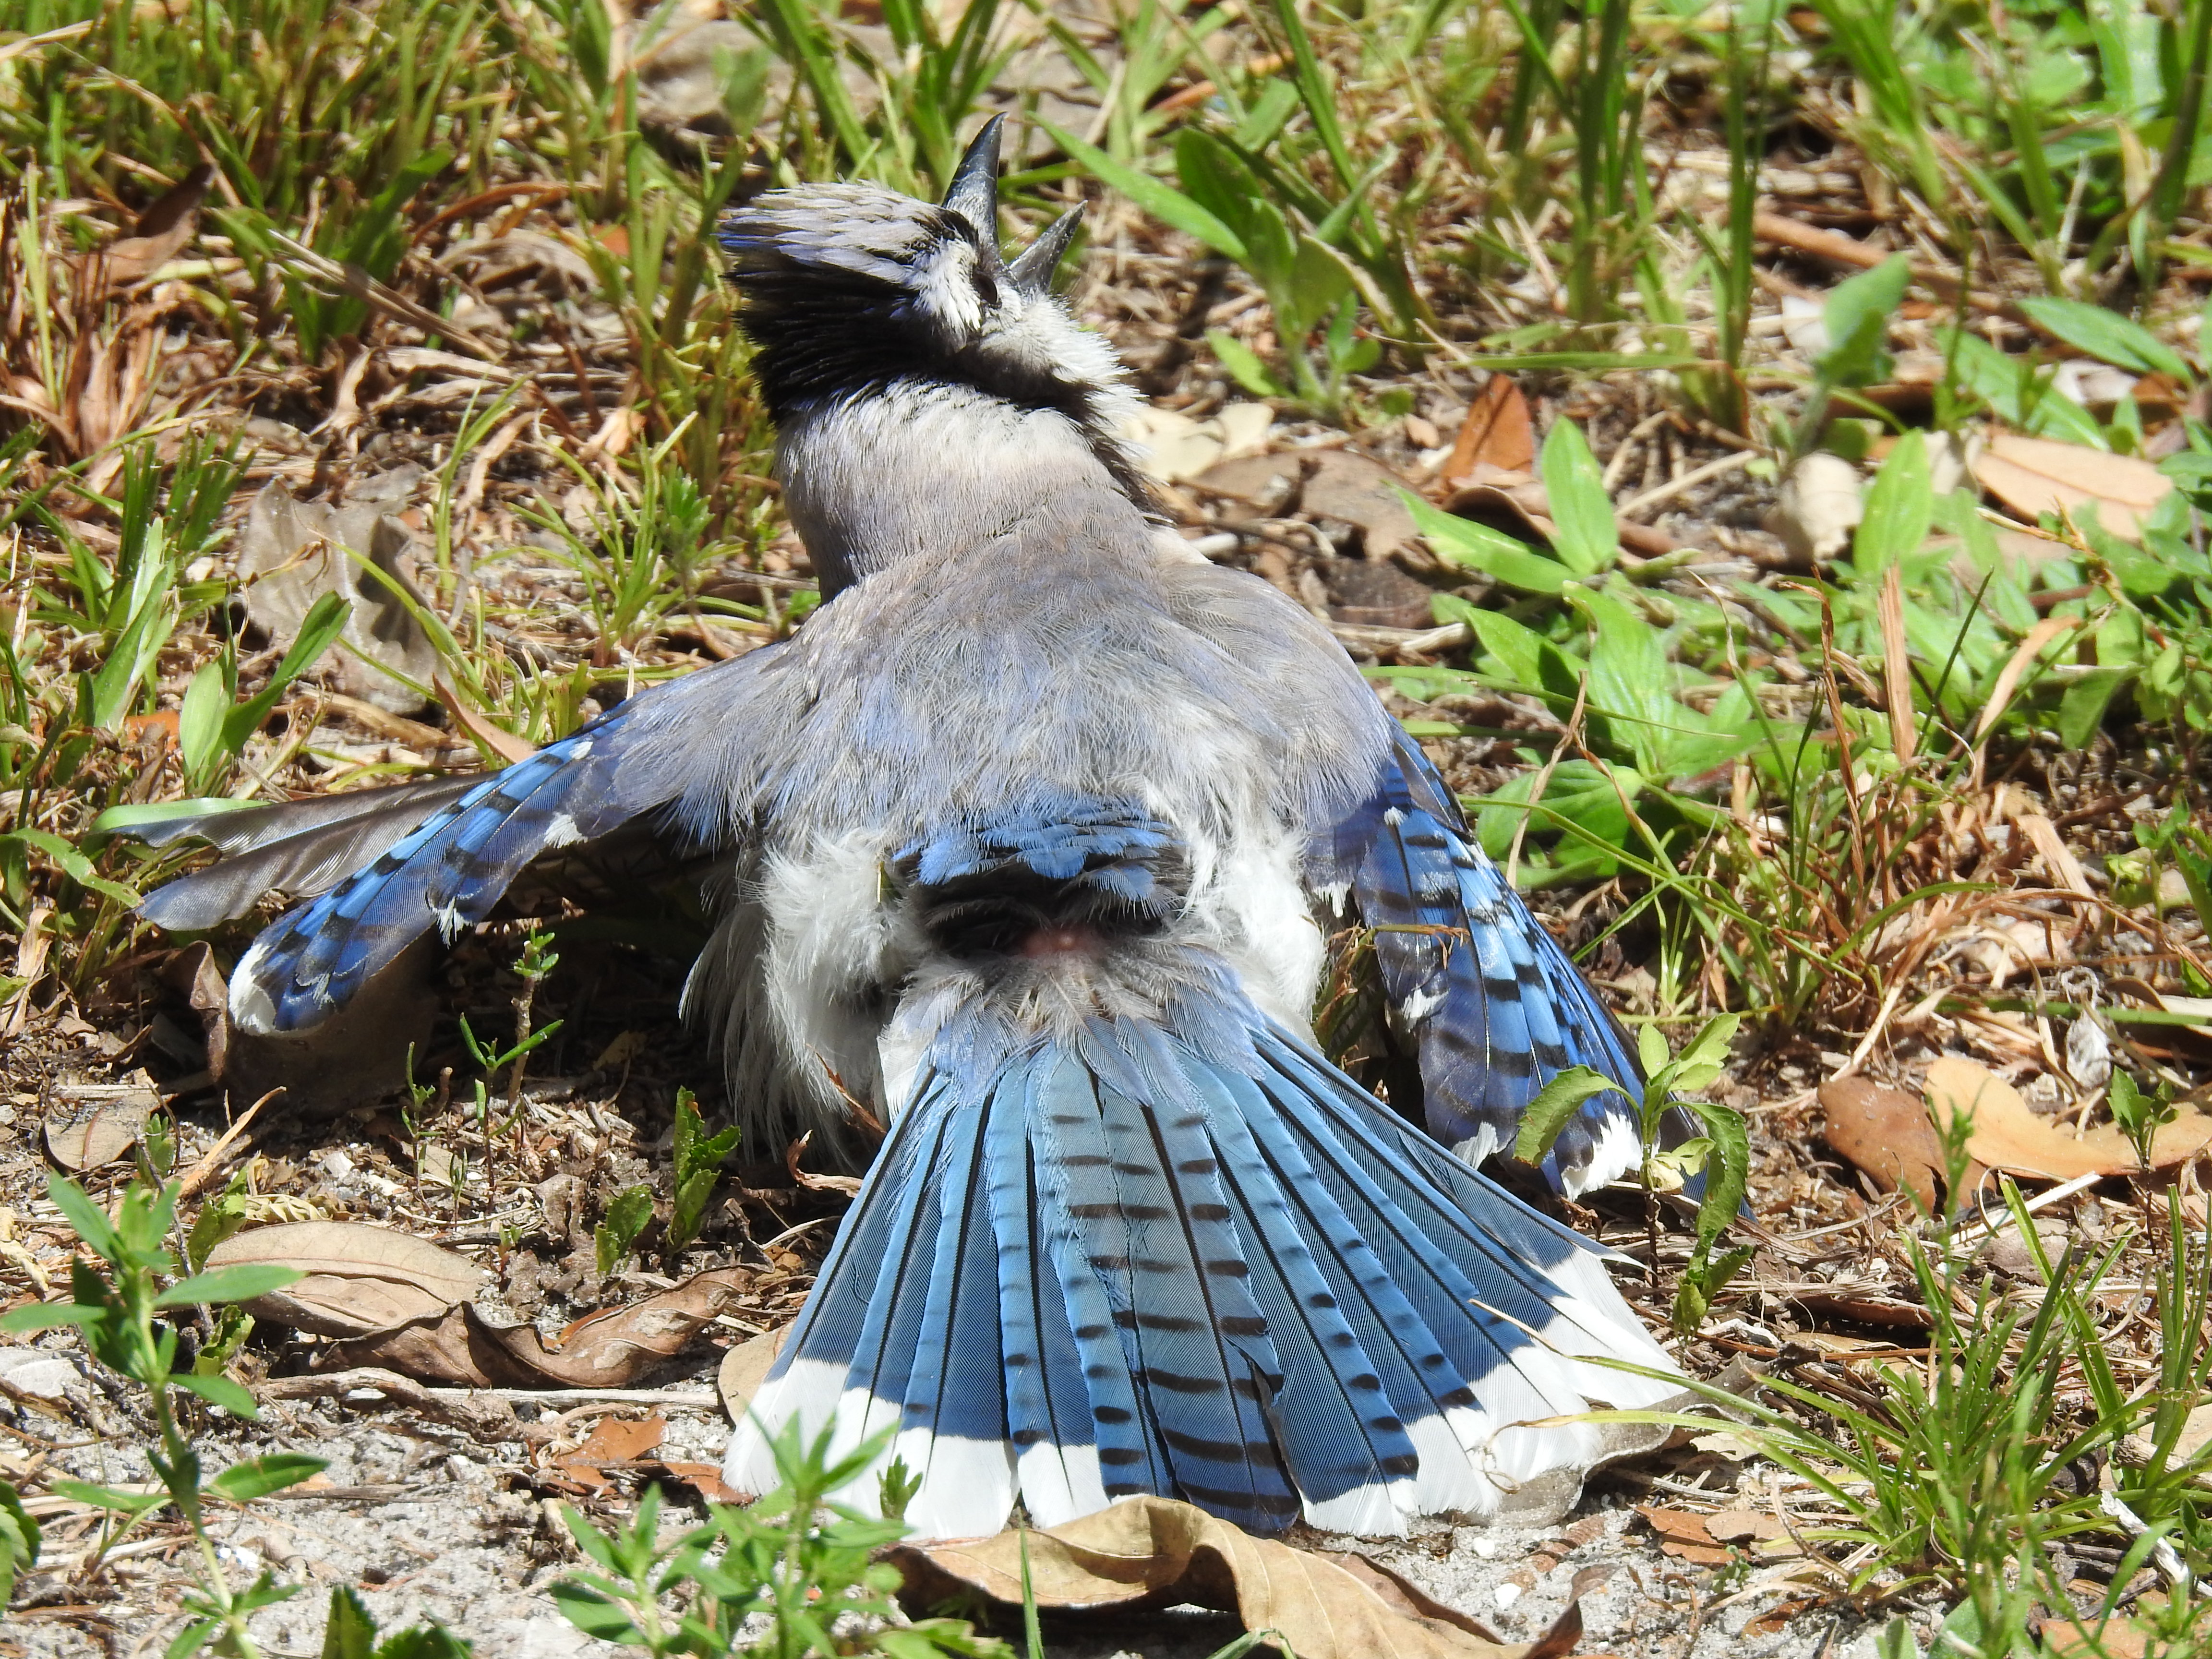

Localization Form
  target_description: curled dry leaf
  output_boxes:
[1122,401,1273,483]
[1971,433,2171,543]
[1443,373,1536,482]
[42,1074,157,1171]
[238,469,439,716]
[553,1411,665,1490]
[207,1221,485,1338]
[1772,452,1863,565]
[88,164,214,293]
[322,1266,750,1387]
[889,1493,1541,1659]
[1924,1055,2212,1178]
[1817,1075,1979,1208]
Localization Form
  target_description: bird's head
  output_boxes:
[719,118,1141,495]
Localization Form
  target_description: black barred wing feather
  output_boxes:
[1319,726,1649,1197]
[201,648,781,1034]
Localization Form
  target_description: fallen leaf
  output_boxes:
[1772,453,1863,564]
[433,676,537,766]
[890,1495,1536,1658]
[1972,433,2171,543]
[555,1411,667,1487]
[2016,809,2093,898]
[1316,1553,1510,1643]
[785,1132,863,1196]
[208,1221,484,1337]
[1925,1055,2212,1178]
[323,1266,749,1387]
[1443,374,1535,481]
[1197,448,1426,565]
[1819,1075,1970,1208]
[90,164,213,290]
[237,469,438,716]
[1122,402,1273,483]
[717,1325,789,1422]
[650,1459,744,1503]
[1704,1509,1788,1543]
[43,1076,157,1171]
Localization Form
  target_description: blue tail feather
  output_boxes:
[724,963,1682,1538]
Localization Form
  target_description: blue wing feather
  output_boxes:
[225,649,780,1034]
[1325,724,1651,1195]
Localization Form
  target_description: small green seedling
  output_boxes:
[1514,1012,1749,1333]
[596,1185,657,1276]
[667,1089,740,1255]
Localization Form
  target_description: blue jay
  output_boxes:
[139,121,1684,1537]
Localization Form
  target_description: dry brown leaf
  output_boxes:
[1818,1075,1974,1208]
[1925,1055,2212,1178]
[323,1266,749,1387]
[1443,374,1535,481]
[890,1495,1534,1659]
[785,1132,863,1196]
[717,1325,789,1422]
[238,471,439,716]
[208,1221,484,1338]
[90,165,213,291]
[1975,617,2078,741]
[1972,433,2172,543]
[42,1077,156,1171]
[433,676,538,766]
[555,1412,666,1487]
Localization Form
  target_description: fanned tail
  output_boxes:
[723,973,1680,1539]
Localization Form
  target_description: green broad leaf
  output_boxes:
[1204,330,1286,400]
[1512,1066,1625,1166]
[323,1587,376,1659]
[2057,666,2132,748]
[1288,234,1356,332]
[1,828,140,909]
[0,1479,41,1604]
[225,591,351,753]
[550,1580,646,1643]
[1637,1023,1671,1078]
[2018,297,2192,382]
[1679,1013,1743,1068]
[1817,255,1911,389]
[92,797,263,837]
[179,661,227,777]
[208,1453,328,1504]
[1685,1096,1751,1246]
[1048,125,1248,262]
[168,1370,259,1418]
[0,1300,101,1334]
[1853,429,1934,574]
[52,1478,169,1516]
[156,1264,302,1308]
[45,1173,123,1261]
[1538,419,1617,575]
[1402,493,1570,593]
[372,1624,472,1659]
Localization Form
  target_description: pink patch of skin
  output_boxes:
[1020,924,1103,959]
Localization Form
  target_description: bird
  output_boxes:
[135,119,1686,1538]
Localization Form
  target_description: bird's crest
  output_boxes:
[718,117,1138,486]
